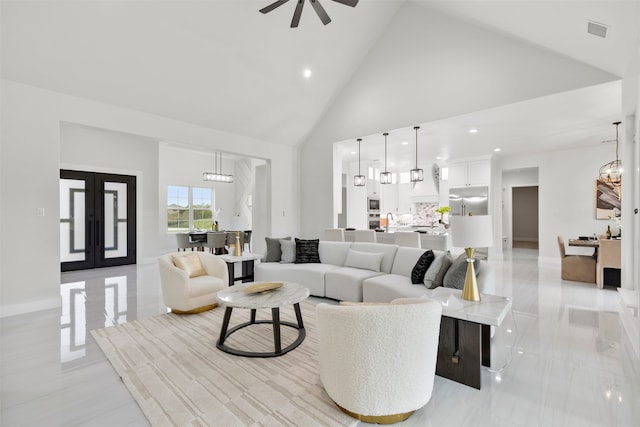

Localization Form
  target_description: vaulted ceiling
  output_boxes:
[2,1,639,162]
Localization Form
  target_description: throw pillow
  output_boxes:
[295,238,321,263]
[264,236,291,262]
[410,250,435,284]
[280,239,296,263]
[424,251,453,289]
[172,253,206,278]
[344,249,384,272]
[443,253,481,290]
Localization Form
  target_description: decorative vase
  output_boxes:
[234,232,242,256]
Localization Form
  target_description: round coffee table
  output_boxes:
[216,282,310,357]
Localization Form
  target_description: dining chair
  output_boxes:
[176,233,201,251]
[324,228,345,242]
[204,232,227,254]
[596,239,621,288]
[393,231,421,248]
[354,230,377,243]
[557,236,596,283]
[226,231,245,253]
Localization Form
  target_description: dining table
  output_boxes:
[568,238,599,256]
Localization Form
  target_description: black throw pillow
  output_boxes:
[411,250,435,284]
[294,238,321,263]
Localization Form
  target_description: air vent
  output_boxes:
[587,20,608,38]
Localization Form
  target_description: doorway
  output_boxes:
[512,186,539,249]
[60,170,137,271]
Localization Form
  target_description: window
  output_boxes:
[167,186,213,232]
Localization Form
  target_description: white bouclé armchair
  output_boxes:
[158,252,229,314]
[315,297,442,424]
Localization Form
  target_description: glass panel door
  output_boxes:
[60,170,136,271]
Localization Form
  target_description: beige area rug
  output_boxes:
[91,301,356,427]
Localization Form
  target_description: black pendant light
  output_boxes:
[410,126,423,182]
[380,132,392,185]
[354,138,365,186]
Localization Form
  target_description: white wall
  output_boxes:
[0,79,298,317]
[498,144,619,262]
[300,1,618,239]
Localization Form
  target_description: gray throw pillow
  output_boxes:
[443,253,480,289]
[280,239,296,263]
[265,236,291,262]
[424,251,453,289]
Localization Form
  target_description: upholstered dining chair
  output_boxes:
[226,231,244,253]
[158,251,228,314]
[204,232,227,254]
[324,228,345,242]
[176,232,201,251]
[316,298,442,424]
[557,236,596,283]
[354,229,377,243]
[393,231,421,248]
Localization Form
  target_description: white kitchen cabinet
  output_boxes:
[448,159,490,187]
[380,183,398,214]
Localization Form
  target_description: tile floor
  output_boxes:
[1,248,639,426]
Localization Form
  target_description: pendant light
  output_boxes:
[599,121,622,188]
[410,125,423,182]
[354,138,365,186]
[380,132,392,184]
[203,152,234,183]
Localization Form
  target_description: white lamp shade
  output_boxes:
[450,215,493,248]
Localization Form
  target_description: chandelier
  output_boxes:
[599,121,622,188]
[203,152,234,183]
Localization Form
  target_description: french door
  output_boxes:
[60,170,136,271]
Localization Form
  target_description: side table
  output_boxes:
[217,253,262,287]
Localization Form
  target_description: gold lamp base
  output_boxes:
[461,247,481,301]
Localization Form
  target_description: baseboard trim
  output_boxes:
[0,296,62,318]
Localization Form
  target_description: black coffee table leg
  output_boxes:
[294,303,304,328]
[272,307,281,354]
[218,307,234,346]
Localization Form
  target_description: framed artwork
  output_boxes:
[595,178,621,219]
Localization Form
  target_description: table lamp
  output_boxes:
[450,215,493,301]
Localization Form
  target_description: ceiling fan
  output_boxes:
[260,0,359,28]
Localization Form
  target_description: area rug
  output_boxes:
[91,301,356,427]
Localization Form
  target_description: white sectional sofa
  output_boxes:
[254,241,495,303]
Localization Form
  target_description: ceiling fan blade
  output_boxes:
[331,0,358,7]
[310,0,331,25]
[259,0,290,14]
[290,0,305,28]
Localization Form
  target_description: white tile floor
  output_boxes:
[1,248,639,426]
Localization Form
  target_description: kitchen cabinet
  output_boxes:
[448,159,490,187]
[380,183,399,214]
[366,175,379,197]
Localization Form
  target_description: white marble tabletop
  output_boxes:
[429,287,512,327]
[217,253,262,263]
[217,282,309,309]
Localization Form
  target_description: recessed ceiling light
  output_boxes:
[401,141,409,145]
[435,156,442,160]
[350,151,357,155]
[494,148,501,152]
[303,68,312,79]
[469,128,478,134]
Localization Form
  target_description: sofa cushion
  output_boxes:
[265,236,291,262]
[344,249,383,272]
[362,274,432,303]
[411,250,435,284]
[390,247,429,276]
[172,253,206,278]
[295,238,321,263]
[443,253,480,289]
[325,267,385,302]
[254,262,340,297]
[424,251,453,289]
[350,242,398,273]
[318,241,352,266]
[280,239,296,263]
